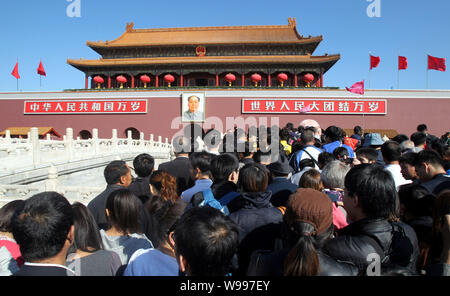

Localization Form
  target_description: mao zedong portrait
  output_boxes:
[182,95,204,122]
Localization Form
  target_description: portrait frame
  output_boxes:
[181,92,206,122]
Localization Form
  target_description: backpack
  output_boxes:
[198,189,240,215]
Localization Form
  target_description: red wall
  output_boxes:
[0,92,449,141]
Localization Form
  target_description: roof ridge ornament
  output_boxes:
[126,22,134,33]
[288,17,296,28]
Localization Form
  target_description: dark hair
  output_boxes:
[410,132,427,147]
[105,189,141,235]
[333,146,349,160]
[145,197,187,248]
[252,150,272,164]
[12,192,73,262]
[413,150,445,168]
[149,170,179,203]
[356,147,379,162]
[353,126,363,135]
[398,184,434,219]
[71,202,103,253]
[133,153,155,178]
[211,153,239,181]
[0,200,25,233]
[299,169,323,191]
[324,126,343,142]
[280,128,290,141]
[381,141,402,163]
[283,223,333,276]
[318,152,335,170]
[344,164,397,219]
[204,129,222,149]
[172,135,191,155]
[189,151,213,177]
[399,152,417,165]
[300,129,315,145]
[104,160,129,185]
[238,162,269,193]
[417,124,428,133]
[187,95,200,103]
[392,134,409,145]
[299,158,315,171]
[173,207,239,276]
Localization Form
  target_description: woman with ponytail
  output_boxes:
[247,188,358,276]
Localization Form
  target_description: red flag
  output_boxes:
[346,80,365,95]
[398,56,408,70]
[428,55,446,72]
[37,60,46,76]
[11,62,20,79]
[370,55,380,70]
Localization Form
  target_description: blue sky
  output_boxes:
[1,0,449,92]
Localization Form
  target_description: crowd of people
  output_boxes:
[0,121,449,277]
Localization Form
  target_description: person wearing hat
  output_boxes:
[246,188,358,276]
[267,154,298,207]
[361,133,385,166]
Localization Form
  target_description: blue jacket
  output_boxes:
[267,177,298,207]
[322,141,355,158]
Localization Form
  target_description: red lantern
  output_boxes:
[164,74,175,87]
[303,73,314,87]
[116,75,127,89]
[140,75,151,88]
[251,73,262,87]
[224,73,236,86]
[93,76,104,89]
[277,73,288,87]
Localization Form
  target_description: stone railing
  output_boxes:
[0,127,173,206]
[0,166,105,208]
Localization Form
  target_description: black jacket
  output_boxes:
[267,177,298,207]
[247,248,358,276]
[127,176,151,203]
[323,218,419,275]
[190,180,238,209]
[228,191,283,275]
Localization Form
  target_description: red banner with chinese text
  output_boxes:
[24,99,148,114]
[242,98,387,115]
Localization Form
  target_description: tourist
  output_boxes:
[322,126,355,158]
[298,169,324,192]
[279,127,292,156]
[397,184,434,270]
[88,160,152,238]
[173,207,239,276]
[410,132,427,153]
[354,147,379,165]
[381,141,412,190]
[127,153,155,203]
[238,141,255,168]
[203,128,222,155]
[289,129,323,171]
[247,188,358,276]
[228,162,283,275]
[350,125,364,147]
[399,152,420,184]
[414,150,450,194]
[159,135,194,196]
[290,158,316,186]
[0,200,25,275]
[266,154,297,207]
[320,160,350,230]
[181,151,213,204]
[124,198,187,276]
[100,189,153,265]
[12,192,75,276]
[323,164,419,275]
[190,153,240,212]
[317,151,335,170]
[333,146,351,165]
[424,190,450,275]
[66,202,122,276]
[361,133,385,165]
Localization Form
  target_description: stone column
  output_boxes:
[30,127,40,167]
